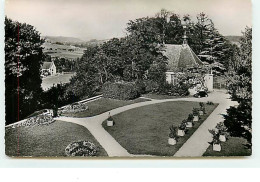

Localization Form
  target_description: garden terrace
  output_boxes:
[102,101,218,156]
[5,121,108,157]
[203,137,252,157]
[61,97,151,118]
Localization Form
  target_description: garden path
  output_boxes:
[174,90,237,157]
[56,90,237,157]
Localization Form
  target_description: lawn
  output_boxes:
[5,121,108,157]
[62,97,151,118]
[203,137,252,157]
[142,93,191,100]
[102,101,218,156]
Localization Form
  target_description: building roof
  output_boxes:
[163,44,203,71]
[42,62,54,69]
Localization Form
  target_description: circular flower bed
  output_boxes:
[65,141,99,157]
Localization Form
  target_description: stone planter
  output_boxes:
[107,120,114,126]
[177,129,185,136]
[199,110,204,116]
[168,138,177,145]
[193,115,199,122]
[186,121,193,128]
[219,134,226,142]
[213,143,221,151]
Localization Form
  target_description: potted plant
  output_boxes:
[178,120,186,136]
[168,125,178,145]
[216,122,228,142]
[107,112,114,126]
[199,102,205,115]
[209,129,221,152]
[192,108,199,122]
[186,114,194,128]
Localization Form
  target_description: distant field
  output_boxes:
[43,42,85,59]
[41,73,74,90]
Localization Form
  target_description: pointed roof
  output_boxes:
[42,62,54,69]
[163,44,203,72]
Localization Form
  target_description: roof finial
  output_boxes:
[182,24,188,45]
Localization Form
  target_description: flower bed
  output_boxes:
[65,141,99,157]
[11,114,54,128]
[59,102,89,115]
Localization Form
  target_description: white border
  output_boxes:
[0,0,260,168]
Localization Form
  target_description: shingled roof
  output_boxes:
[42,62,54,69]
[163,44,203,72]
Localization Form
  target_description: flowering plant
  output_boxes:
[65,141,99,157]
[169,125,179,140]
[209,129,221,144]
[187,113,194,122]
[206,101,214,105]
[216,122,229,136]
[179,120,187,130]
[107,113,113,121]
[192,108,199,116]
[199,102,206,114]
[199,102,205,108]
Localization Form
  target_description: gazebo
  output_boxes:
[162,43,213,92]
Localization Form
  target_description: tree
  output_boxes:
[187,13,233,74]
[5,17,44,125]
[66,45,101,98]
[224,27,252,147]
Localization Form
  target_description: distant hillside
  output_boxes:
[41,36,109,47]
[225,36,241,46]
[42,36,84,43]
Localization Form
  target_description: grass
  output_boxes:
[62,97,151,118]
[5,121,108,157]
[142,93,191,100]
[203,137,252,157]
[102,101,218,156]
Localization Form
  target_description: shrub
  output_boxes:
[135,80,146,94]
[209,129,221,145]
[216,122,229,137]
[192,108,199,116]
[187,113,194,121]
[102,81,140,100]
[169,125,179,140]
[199,102,205,108]
[206,101,214,105]
[157,82,190,96]
[65,141,99,157]
[178,120,187,130]
[143,80,160,93]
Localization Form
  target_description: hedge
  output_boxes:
[102,82,140,100]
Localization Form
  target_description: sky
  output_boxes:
[5,0,252,40]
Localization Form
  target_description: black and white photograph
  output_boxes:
[4,0,252,158]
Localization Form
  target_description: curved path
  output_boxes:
[55,90,237,157]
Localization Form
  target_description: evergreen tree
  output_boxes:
[224,27,252,147]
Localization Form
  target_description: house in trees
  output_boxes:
[163,41,213,92]
[41,61,56,76]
